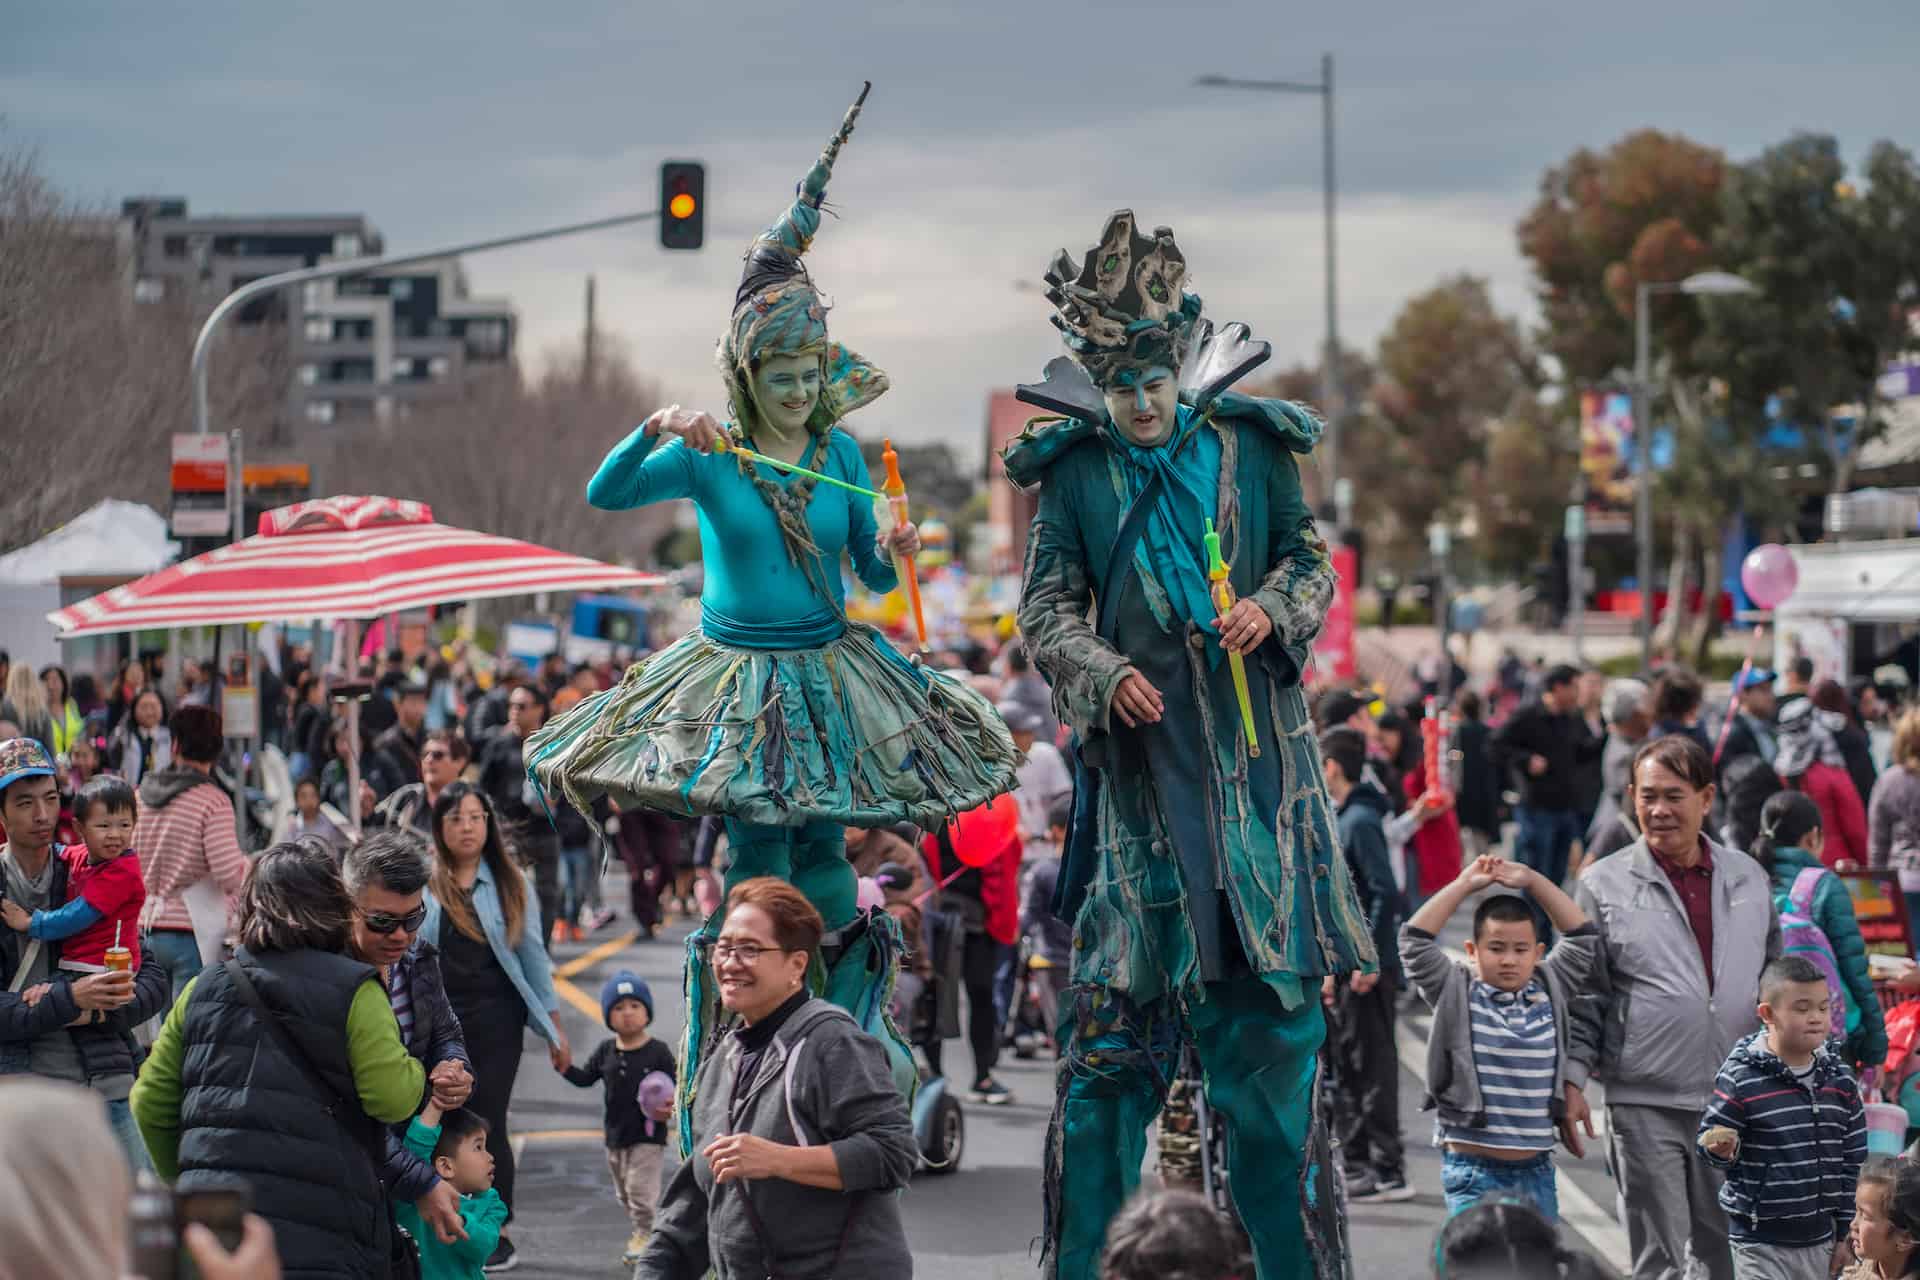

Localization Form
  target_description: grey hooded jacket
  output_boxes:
[1399,920,1601,1129]
[1567,837,1781,1110]
[638,997,918,1280]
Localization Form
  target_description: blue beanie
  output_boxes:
[600,970,653,1026]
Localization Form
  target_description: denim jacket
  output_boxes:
[421,861,561,1046]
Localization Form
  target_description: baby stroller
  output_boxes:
[875,855,966,1175]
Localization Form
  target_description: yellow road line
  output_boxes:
[556,930,638,978]
[553,973,604,1021]
[550,929,638,1023]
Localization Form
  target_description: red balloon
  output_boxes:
[946,794,1020,867]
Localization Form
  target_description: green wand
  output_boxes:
[711,436,884,501]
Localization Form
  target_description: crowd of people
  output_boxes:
[13,619,1920,1279]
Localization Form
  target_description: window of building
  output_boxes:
[387,278,412,301]
[427,356,450,380]
[334,318,373,341]
[162,236,188,259]
[298,364,319,386]
[133,277,165,303]
[335,233,362,258]
[466,319,507,357]
[304,317,331,342]
[305,400,336,424]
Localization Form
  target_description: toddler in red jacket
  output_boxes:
[0,776,145,972]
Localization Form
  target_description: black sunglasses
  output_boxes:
[360,904,428,936]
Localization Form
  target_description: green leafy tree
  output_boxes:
[1706,134,1920,495]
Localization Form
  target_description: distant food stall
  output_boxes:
[1776,540,1920,686]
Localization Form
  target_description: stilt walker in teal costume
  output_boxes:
[527,84,1019,1146]
[1003,211,1376,1280]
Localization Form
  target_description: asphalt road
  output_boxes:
[491,879,1634,1278]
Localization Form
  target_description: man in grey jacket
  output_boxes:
[1565,736,1780,1280]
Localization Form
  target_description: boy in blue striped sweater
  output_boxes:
[1698,955,1867,1280]
[1400,855,1599,1221]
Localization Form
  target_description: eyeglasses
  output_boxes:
[711,940,789,965]
[359,904,429,936]
[421,749,451,761]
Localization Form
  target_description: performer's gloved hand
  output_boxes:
[879,523,922,558]
[645,404,726,453]
[1110,669,1164,729]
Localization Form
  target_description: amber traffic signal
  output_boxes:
[660,161,704,250]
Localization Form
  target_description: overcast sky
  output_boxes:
[10,2,1916,460]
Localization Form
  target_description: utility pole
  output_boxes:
[583,274,597,391]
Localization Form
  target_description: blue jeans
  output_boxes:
[144,930,206,1004]
[106,1096,153,1174]
[558,844,593,926]
[1513,806,1582,888]
[1440,1149,1557,1220]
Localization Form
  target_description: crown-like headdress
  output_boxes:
[1042,210,1203,388]
[718,82,888,436]
[1016,211,1272,424]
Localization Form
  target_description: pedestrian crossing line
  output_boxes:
[555,930,639,978]
[1394,1013,1631,1275]
[511,1128,604,1148]
[553,973,606,1021]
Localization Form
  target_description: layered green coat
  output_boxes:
[1006,394,1375,1011]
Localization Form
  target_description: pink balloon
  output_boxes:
[1740,543,1799,610]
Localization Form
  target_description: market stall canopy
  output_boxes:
[48,495,666,636]
[0,500,179,585]
[1781,541,1920,624]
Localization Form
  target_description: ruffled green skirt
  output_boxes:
[525,621,1019,830]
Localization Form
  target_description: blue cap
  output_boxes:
[0,738,55,796]
[600,969,653,1026]
[1734,668,1778,693]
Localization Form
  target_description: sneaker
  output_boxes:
[968,1078,1013,1105]
[483,1237,519,1271]
[1351,1173,1416,1204]
[622,1232,648,1265]
[585,908,618,933]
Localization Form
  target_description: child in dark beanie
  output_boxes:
[561,969,676,1266]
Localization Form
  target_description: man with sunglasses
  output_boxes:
[344,830,476,1249]
[373,728,470,835]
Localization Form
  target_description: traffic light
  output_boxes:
[659,161,704,250]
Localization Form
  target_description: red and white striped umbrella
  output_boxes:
[49,495,666,636]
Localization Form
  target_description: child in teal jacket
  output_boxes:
[1753,790,1889,1069]
[396,1102,509,1280]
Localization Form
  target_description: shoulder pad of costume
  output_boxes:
[1000,414,1101,492]
[1207,391,1325,455]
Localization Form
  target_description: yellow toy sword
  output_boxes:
[1205,518,1260,759]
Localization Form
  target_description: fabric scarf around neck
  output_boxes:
[1107,405,1223,666]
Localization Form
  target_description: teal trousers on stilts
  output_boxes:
[1048,974,1335,1280]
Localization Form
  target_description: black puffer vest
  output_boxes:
[176,946,391,1279]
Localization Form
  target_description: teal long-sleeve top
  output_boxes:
[588,425,897,649]
[1769,845,1889,1067]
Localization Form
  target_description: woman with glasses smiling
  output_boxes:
[639,877,916,1280]
[418,780,567,1272]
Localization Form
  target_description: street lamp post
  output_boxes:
[191,207,664,437]
[1633,270,1759,673]
[1196,54,1340,520]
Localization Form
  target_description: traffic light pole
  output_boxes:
[191,207,662,436]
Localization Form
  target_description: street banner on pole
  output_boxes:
[1314,543,1358,682]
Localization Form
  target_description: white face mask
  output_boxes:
[1103,366,1179,446]
[752,353,823,437]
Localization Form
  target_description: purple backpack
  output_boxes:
[1781,866,1848,1039]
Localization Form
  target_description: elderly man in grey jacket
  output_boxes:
[1565,736,1780,1280]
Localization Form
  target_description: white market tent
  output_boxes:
[0,500,179,585]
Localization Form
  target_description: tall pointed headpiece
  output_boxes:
[719,82,888,434]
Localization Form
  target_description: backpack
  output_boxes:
[1780,865,1848,1039]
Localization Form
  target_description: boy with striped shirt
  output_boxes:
[1698,956,1867,1279]
[1399,855,1599,1219]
